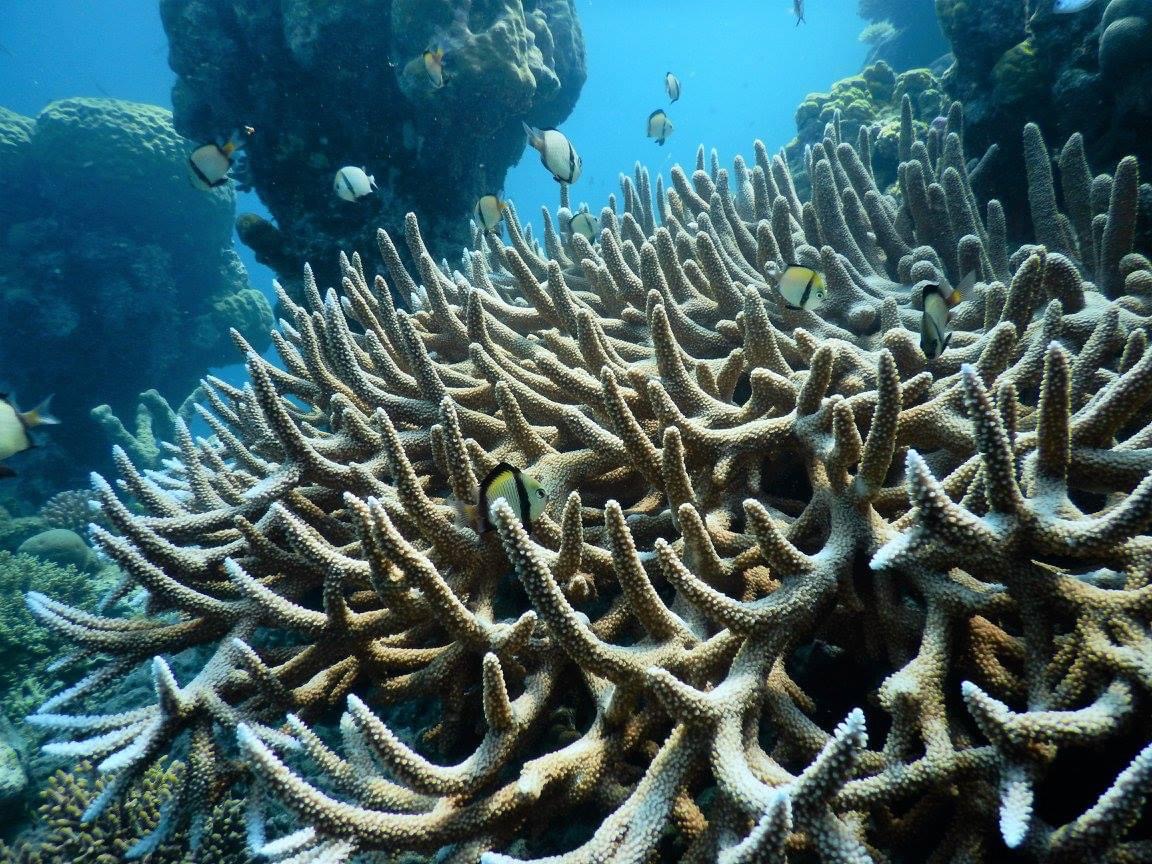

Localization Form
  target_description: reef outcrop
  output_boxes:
[19,95,1152,862]
[0,98,272,490]
[160,0,587,298]
[937,0,1152,239]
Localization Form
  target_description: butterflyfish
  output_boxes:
[568,208,599,241]
[334,166,377,202]
[423,46,446,88]
[775,265,826,310]
[0,393,59,473]
[647,109,673,146]
[919,271,976,360]
[188,128,250,190]
[475,193,508,233]
[665,71,681,103]
[477,462,548,535]
[523,123,582,184]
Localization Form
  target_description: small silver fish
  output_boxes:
[794,0,805,25]
[334,166,376,202]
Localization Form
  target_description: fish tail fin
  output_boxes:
[453,499,485,533]
[23,395,59,427]
[951,270,978,306]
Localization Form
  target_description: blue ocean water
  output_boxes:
[0,0,867,301]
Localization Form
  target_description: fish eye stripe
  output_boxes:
[798,271,815,308]
[515,474,532,535]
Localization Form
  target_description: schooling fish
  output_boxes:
[665,71,681,103]
[919,272,976,359]
[523,123,582,184]
[568,208,599,242]
[774,264,826,311]
[475,193,508,233]
[423,46,447,88]
[188,129,250,190]
[794,0,806,25]
[334,166,377,202]
[647,109,673,146]
[0,393,59,474]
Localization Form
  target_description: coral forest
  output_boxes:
[5,76,1152,864]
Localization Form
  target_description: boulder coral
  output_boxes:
[0,98,272,489]
[939,0,1152,239]
[161,0,586,298]
[20,99,1152,862]
[788,62,946,195]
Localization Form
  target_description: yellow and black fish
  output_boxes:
[919,271,975,359]
[188,128,251,190]
[477,462,548,535]
[423,46,446,88]
[0,393,59,477]
[774,264,826,310]
[647,109,673,146]
[475,193,508,233]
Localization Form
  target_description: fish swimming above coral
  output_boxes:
[333,166,376,202]
[773,263,826,310]
[665,71,681,102]
[187,128,251,190]
[647,108,674,145]
[567,206,599,241]
[523,122,581,183]
[474,193,508,233]
[0,393,58,477]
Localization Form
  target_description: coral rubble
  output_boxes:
[22,99,1152,862]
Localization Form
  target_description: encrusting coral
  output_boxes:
[20,94,1152,862]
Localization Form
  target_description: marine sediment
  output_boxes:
[15,99,1152,862]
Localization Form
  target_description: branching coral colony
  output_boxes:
[22,99,1152,863]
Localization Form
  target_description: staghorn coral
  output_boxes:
[20,99,1152,863]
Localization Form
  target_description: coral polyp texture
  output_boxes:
[22,101,1152,863]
